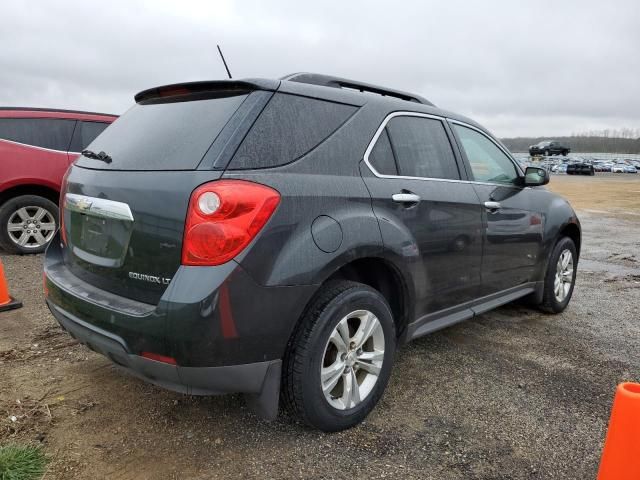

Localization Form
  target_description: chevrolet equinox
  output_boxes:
[44,73,581,431]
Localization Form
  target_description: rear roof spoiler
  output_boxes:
[134,79,280,103]
[281,72,435,106]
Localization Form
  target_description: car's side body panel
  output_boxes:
[0,109,116,196]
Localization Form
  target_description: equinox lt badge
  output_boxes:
[128,272,171,285]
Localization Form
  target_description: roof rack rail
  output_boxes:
[281,72,435,107]
[0,106,118,117]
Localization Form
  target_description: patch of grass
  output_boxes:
[0,444,47,480]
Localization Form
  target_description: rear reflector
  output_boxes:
[141,352,177,365]
[181,180,280,266]
[59,166,71,245]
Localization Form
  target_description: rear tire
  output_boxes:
[539,236,577,313]
[282,280,396,431]
[0,195,59,254]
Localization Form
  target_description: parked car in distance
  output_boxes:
[623,165,637,173]
[566,163,595,176]
[0,108,117,253]
[529,140,570,157]
[611,164,626,173]
[44,73,581,431]
[551,164,568,174]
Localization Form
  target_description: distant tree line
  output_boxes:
[502,128,640,153]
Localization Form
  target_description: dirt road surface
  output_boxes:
[1,173,639,479]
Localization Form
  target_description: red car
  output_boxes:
[0,107,117,253]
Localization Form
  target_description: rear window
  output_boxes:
[0,118,75,151]
[228,93,357,170]
[70,121,110,152]
[75,93,248,170]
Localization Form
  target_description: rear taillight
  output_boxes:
[181,180,280,266]
[59,167,71,245]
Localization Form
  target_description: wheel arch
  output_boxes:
[0,183,60,206]
[302,254,413,342]
[559,221,581,258]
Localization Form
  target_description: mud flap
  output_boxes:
[244,360,281,420]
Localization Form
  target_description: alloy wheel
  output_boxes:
[321,310,385,410]
[7,206,57,249]
[554,249,574,302]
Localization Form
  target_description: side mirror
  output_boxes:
[524,166,549,186]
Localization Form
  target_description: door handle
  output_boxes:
[392,193,421,204]
[484,201,501,211]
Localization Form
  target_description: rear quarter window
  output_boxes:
[0,118,76,151]
[228,93,357,170]
[70,121,110,152]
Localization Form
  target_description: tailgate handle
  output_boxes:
[65,193,134,222]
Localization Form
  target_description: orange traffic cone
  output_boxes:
[0,259,22,312]
[597,382,640,480]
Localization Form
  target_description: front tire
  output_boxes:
[282,280,396,431]
[0,195,59,254]
[539,236,577,313]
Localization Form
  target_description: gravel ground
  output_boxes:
[1,175,639,479]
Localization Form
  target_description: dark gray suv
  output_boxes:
[44,73,581,431]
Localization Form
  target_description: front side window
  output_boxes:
[453,124,519,185]
[385,116,460,180]
[0,118,76,151]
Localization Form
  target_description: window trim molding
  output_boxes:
[0,137,70,155]
[363,111,525,188]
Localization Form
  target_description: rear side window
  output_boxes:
[75,93,248,170]
[386,116,460,180]
[0,118,76,151]
[69,121,110,152]
[228,93,357,170]
[368,128,398,175]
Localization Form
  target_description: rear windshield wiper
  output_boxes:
[81,149,112,164]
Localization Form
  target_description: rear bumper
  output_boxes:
[43,233,317,418]
[44,234,316,368]
[47,299,279,396]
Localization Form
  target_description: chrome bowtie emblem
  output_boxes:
[75,198,93,211]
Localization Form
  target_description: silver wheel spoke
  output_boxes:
[340,370,360,408]
[352,311,377,349]
[34,208,47,221]
[336,319,350,350]
[357,349,384,363]
[7,224,23,231]
[16,208,30,221]
[17,232,30,246]
[356,359,381,376]
[33,231,47,246]
[329,328,349,354]
[321,361,344,394]
[39,222,56,230]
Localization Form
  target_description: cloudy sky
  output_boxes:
[1,0,639,137]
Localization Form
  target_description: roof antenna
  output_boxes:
[217,45,233,79]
